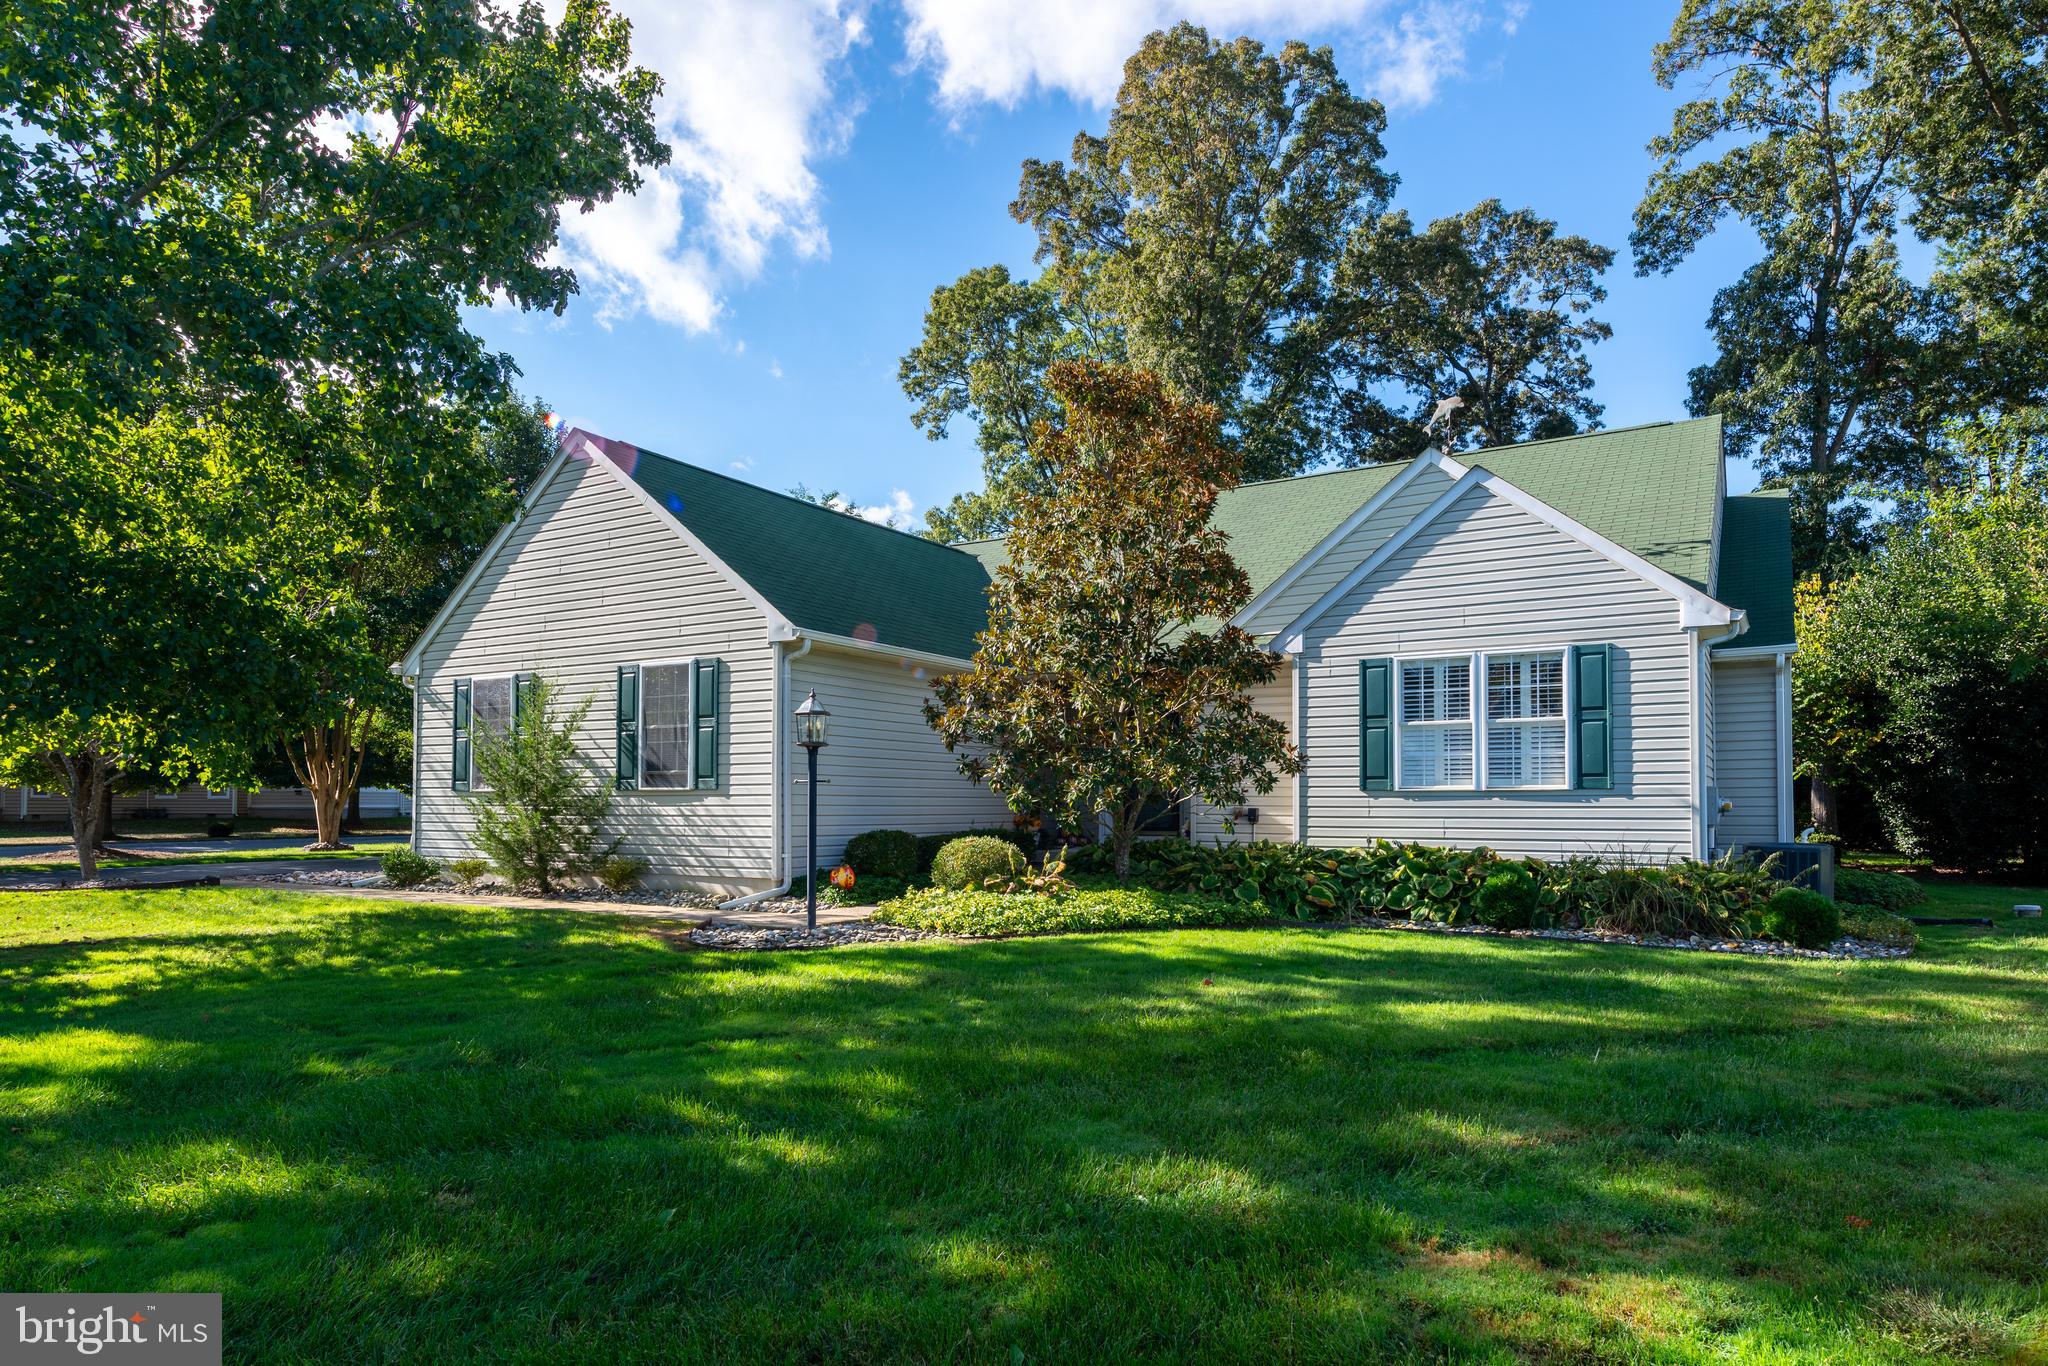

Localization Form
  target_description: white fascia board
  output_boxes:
[1712,641,1801,661]
[575,437,801,645]
[800,630,973,672]
[396,440,583,677]
[1229,450,1468,630]
[1269,464,1738,654]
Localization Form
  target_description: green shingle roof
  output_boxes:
[1713,490,1796,649]
[582,414,1768,663]
[585,434,996,660]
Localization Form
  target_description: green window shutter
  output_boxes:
[1572,644,1613,790]
[616,665,639,791]
[692,658,721,789]
[451,678,472,794]
[1360,658,1393,791]
[513,672,537,721]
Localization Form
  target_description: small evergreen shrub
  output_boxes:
[1840,908,1918,950]
[205,820,235,839]
[873,886,1267,936]
[828,874,905,907]
[464,676,612,894]
[1836,868,1928,914]
[843,829,918,882]
[597,856,647,893]
[929,836,1025,891]
[449,857,491,884]
[1474,866,1545,929]
[381,846,438,888]
[914,827,1035,882]
[1762,886,1842,949]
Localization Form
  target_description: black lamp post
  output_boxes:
[793,689,830,931]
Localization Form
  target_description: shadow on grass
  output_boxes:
[1,895,2044,1360]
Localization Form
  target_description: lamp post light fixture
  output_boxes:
[793,690,830,930]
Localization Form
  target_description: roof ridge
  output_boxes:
[590,433,984,563]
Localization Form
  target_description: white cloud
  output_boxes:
[828,489,919,530]
[544,0,868,330]
[768,359,785,380]
[899,0,1497,113]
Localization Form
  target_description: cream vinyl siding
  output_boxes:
[1240,465,1457,636]
[784,643,1015,873]
[1188,660,1298,845]
[1295,483,1698,861]
[413,457,778,894]
[1712,658,1782,850]
[4,787,72,821]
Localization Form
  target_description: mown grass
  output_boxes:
[2,883,2044,1362]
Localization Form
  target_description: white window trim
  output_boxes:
[1389,647,1577,794]
[468,673,518,793]
[1480,649,1573,792]
[636,656,700,793]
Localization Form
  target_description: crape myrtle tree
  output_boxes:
[924,361,1301,881]
[904,24,1395,540]
[0,0,663,875]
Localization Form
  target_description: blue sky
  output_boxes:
[475,1,1779,527]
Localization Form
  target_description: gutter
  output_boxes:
[717,635,812,911]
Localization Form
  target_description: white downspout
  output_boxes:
[718,635,810,910]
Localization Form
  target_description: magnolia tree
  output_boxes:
[925,361,1300,881]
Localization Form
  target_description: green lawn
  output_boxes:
[2,884,2043,1362]
[0,843,400,878]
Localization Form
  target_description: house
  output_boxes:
[400,416,1794,904]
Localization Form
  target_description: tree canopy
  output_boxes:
[924,361,1300,880]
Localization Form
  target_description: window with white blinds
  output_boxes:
[1485,652,1567,788]
[1398,657,1473,788]
[640,662,693,789]
[468,675,515,791]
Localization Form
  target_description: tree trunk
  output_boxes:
[286,714,368,852]
[1111,802,1141,883]
[58,750,109,883]
[1808,766,1838,837]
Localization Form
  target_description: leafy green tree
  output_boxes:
[901,266,1086,541]
[925,361,1300,882]
[1793,479,2048,874]
[1633,0,1923,576]
[1337,199,1614,460]
[904,23,1392,536]
[465,677,613,894]
[0,1,661,874]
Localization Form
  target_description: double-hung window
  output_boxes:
[1398,657,1473,789]
[468,675,516,790]
[638,662,694,789]
[1484,652,1567,788]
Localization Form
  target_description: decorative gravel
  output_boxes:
[688,923,940,951]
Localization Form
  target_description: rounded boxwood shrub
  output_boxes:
[380,846,439,888]
[1761,886,1842,949]
[1474,866,1542,930]
[843,829,917,882]
[929,835,1025,891]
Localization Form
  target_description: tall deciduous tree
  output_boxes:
[1633,0,1921,576]
[903,23,1392,536]
[925,361,1300,881]
[0,1,662,875]
[1337,199,1614,460]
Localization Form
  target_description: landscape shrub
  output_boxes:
[205,820,235,839]
[873,886,1268,936]
[914,827,1035,882]
[1473,864,1552,930]
[380,847,438,888]
[1761,886,1843,949]
[449,857,490,885]
[929,836,1025,891]
[597,856,647,893]
[1576,855,1776,939]
[1837,868,1928,914]
[796,872,908,907]
[842,829,917,882]
[463,676,612,894]
[1840,908,1918,950]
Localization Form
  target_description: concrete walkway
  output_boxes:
[218,876,877,930]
